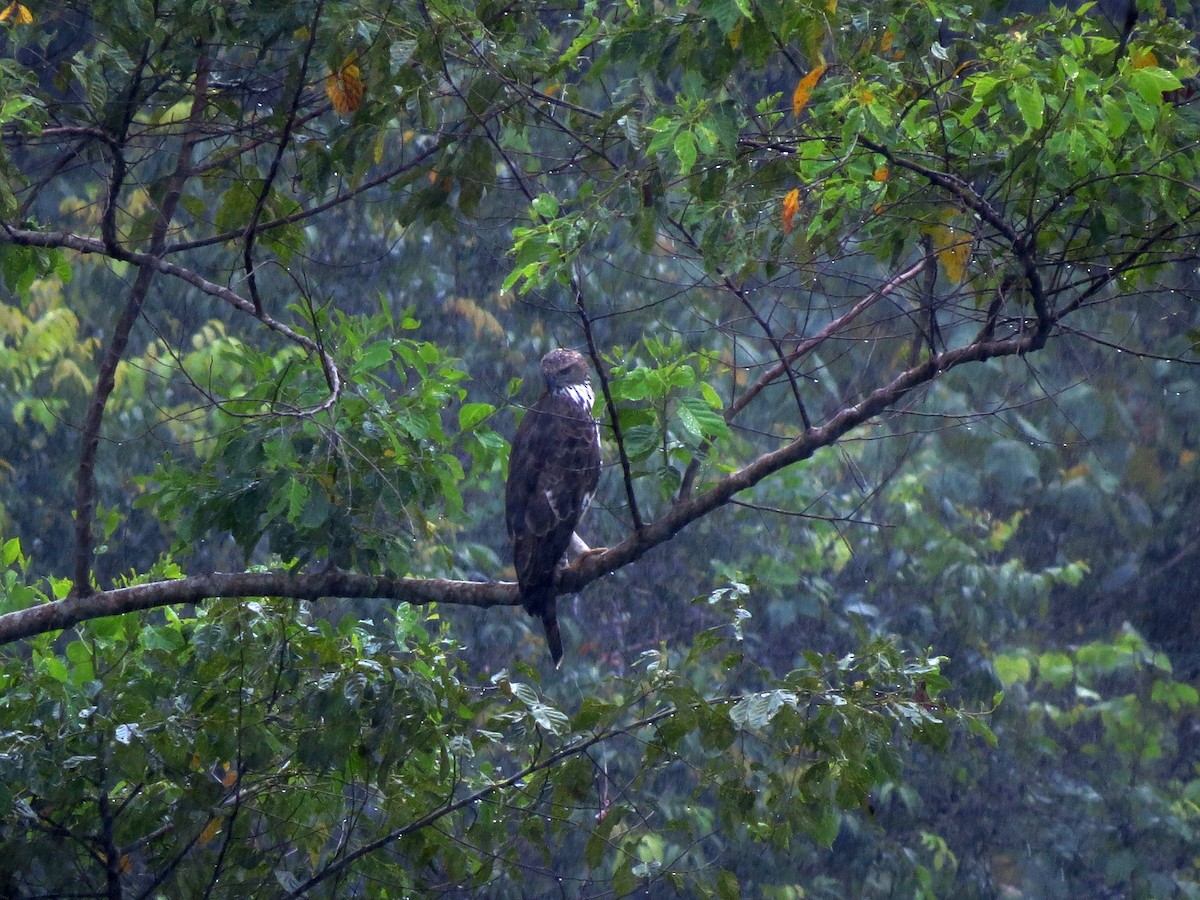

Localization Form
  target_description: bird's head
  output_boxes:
[540,348,590,391]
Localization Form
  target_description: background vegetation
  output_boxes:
[1,0,1199,895]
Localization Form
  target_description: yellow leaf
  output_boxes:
[792,65,828,117]
[880,29,894,53]
[1131,49,1158,70]
[1062,461,1091,480]
[922,214,972,283]
[221,762,237,787]
[781,188,800,235]
[198,818,222,847]
[728,18,743,50]
[445,296,505,339]
[1181,449,1197,467]
[325,56,364,116]
[0,2,33,24]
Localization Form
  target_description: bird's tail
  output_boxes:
[523,587,564,668]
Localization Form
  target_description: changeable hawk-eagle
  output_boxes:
[505,348,602,666]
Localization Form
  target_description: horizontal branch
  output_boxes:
[0,324,1042,646]
[0,571,516,646]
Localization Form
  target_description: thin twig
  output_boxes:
[575,271,643,532]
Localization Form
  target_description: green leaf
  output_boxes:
[674,402,704,445]
[716,869,740,900]
[531,193,560,218]
[1011,82,1044,131]
[354,339,395,374]
[993,654,1031,687]
[970,74,1001,103]
[1129,66,1183,107]
[1037,651,1074,689]
[679,395,731,440]
[284,479,309,522]
[808,808,840,848]
[674,129,698,176]
[699,0,749,34]
[458,402,494,431]
[965,715,999,749]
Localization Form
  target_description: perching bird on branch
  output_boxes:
[505,348,602,667]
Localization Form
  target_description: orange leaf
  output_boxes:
[325,56,364,116]
[792,65,829,117]
[781,188,800,235]
[879,30,894,53]
[872,165,889,181]
[0,2,33,24]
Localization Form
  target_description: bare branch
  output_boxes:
[0,571,514,646]
[726,256,930,422]
[857,136,1054,344]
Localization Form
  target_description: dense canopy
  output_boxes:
[0,0,1199,895]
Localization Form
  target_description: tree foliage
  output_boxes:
[1,0,1199,894]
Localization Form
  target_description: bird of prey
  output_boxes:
[505,348,602,666]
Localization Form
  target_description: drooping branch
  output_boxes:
[575,272,644,533]
[243,0,324,317]
[283,702,681,898]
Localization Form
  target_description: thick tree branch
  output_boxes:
[0,571,513,646]
[0,326,1040,646]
